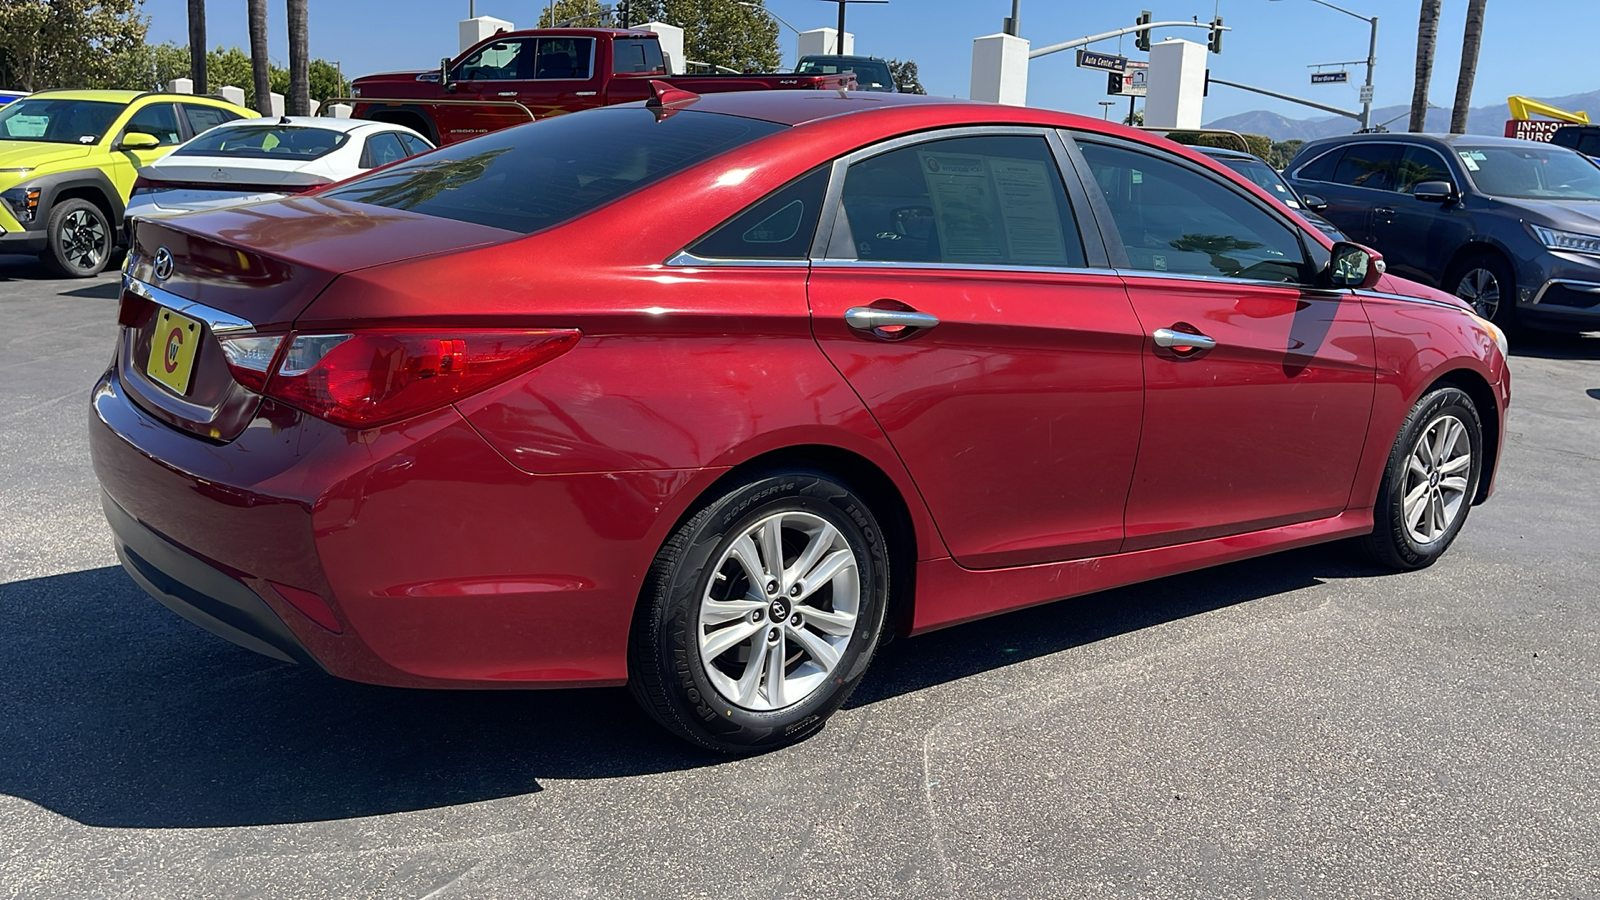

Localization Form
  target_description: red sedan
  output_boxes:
[92,89,1511,753]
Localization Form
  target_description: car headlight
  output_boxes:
[1528,223,1600,256]
[1472,313,1509,358]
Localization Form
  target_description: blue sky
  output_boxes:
[141,0,1600,124]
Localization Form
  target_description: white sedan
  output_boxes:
[125,116,433,233]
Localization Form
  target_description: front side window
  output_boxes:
[690,167,830,260]
[174,125,349,160]
[1332,143,1401,191]
[1079,140,1311,283]
[124,103,182,145]
[836,134,1086,267]
[535,38,594,79]
[457,38,532,80]
[322,108,785,234]
[1397,146,1454,194]
[0,98,122,144]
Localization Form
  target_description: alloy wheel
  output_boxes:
[60,209,107,271]
[698,511,860,711]
[1455,267,1500,320]
[1401,414,1473,545]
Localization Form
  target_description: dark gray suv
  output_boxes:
[1285,133,1600,332]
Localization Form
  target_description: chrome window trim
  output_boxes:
[1351,288,1472,313]
[811,258,1112,278]
[1530,279,1600,305]
[665,250,810,268]
[1117,268,1342,296]
[124,276,254,334]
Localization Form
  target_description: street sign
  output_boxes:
[1076,50,1128,74]
[1505,120,1564,142]
[1359,84,1374,103]
[1311,71,1349,85]
[1108,60,1148,97]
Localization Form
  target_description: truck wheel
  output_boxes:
[41,199,113,278]
[629,470,890,754]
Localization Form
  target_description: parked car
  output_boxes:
[795,54,898,92]
[1192,145,1346,242]
[1285,133,1600,332]
[126,117,433,239]
[95,90,1509,755]
[350,27,854,146]
[0,90,28,107]
[1550,124,1600,161]
[0,89,254,276]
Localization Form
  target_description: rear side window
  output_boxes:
[690,167,830,260]
[1332,143,1401,191]
[1294,147,1345,183]
[323,108,786,234]
[125,103,182,145]
[614,37,666,75]
[360,132,407,169]
[397,133,432,156]
[181,103,240,136]
[175,125,349,160]
[535,38,594,79]
[835,134,1086,267]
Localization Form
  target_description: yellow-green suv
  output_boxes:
[0,89,255,277]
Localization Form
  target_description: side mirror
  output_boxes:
[440,57,454,91]
[1300,193,1329,213]
[1413,180,1456,203]
[1327,241,1386,290]
[118,132,161,151]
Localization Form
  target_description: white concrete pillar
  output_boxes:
[217,85,246,107]
[640,22,685,75]
[308,99,320,116]
[167,77,194,94]
[970,33,1029,106]
[459,16,514,54]
[268,92,286,117]
[1145,39,1208,129]
[799,28,853,56]
[327,103,353,119]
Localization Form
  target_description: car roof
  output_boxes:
[20,89,248,110]
[1302,132,1553,150]
[656,90,980,127]
[209,116,410,135]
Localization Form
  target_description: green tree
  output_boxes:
[1124,109,1144,127]
[1269,139,1303,169]
[0,0,148,91]
[886,58,924,94]
[539,0,610,27]
[108,39,189,91]
[630,0,779,72]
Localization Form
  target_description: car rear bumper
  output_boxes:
[90,364,719,689]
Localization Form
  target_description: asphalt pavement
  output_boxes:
[2,253,1598,899]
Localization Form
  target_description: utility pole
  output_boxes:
[1270,0,1378,132]
[1004,0,1020,36]
[811,1,889,55]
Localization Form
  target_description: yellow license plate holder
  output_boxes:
[146,307,203,396]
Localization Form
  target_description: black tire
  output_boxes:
[1448,252,1518,332]
[1358,386,1484,570]
[40,198,113,278]
[629,470,890,754]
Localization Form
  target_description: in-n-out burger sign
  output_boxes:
[1505,119,1565,141]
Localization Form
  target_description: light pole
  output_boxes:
[1098,100,1115,120]
[1271,0,1378,132]
[739,1,803,62]
[810,0,889,55]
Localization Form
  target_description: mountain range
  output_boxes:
[1203,90,1600,141]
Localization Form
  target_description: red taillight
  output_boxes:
[131,175,161,196]
[217,333,286,392]
[261,329,580,428]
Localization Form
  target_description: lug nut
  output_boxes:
[767,628,780,643]
[791,613,803,627]
[766,580,779,595]
[750,610,763,623]
[789,584,801,597]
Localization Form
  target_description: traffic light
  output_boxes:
[1208,15,1224,53]
[1134,10,1152,52]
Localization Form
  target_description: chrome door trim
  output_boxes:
[124,276,254,334]
[812,258,1114,278]
[664,250,811,269]
[1115,268,1341,296]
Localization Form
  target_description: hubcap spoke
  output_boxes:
[701,619,763,661]
[765,630,787,708]
[795,548,853,602]
[786,622,842,671]
[701,596,765,626]
[797,604,856,637]
[1402,414,1472,546]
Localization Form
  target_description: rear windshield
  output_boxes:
[176,125,350,160]
[321,108,786,234]
[1217,157,1302,207]
[1455,144,1600,200]
[796,56,894,91]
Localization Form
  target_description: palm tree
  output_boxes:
[1408,0,1442,132]
[187,0,207,93]
[286,0,310,115]
[1451,0,1489,134]
[248,0,272,115]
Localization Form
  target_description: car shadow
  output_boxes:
[1512,330,1600,360]
[0,546,1383,829]
[1588,389,1600,402]
[59,280,122,300]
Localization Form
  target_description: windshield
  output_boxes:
[321,108,785,234]
[0,98,123,145]
[795,57,895,91]
[176,125,349,160]
[1216,157,1302,208]
[1456,144,1600,200]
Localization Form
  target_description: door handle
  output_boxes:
[845,307,940,333]
[1375,207,1396,216]
[1152,327,1217,351]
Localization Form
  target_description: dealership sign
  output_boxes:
[1076,50,1128,74]
[1505,120,1564,142]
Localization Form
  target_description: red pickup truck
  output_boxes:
[351,27,853,145]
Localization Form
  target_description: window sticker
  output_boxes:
[915,151,1069,265]
[1458,151,1480,171]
